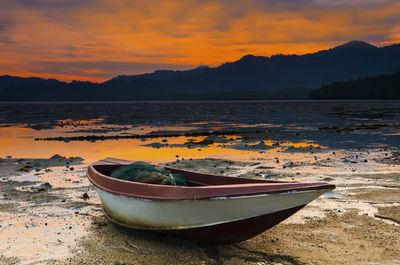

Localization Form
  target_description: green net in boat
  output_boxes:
[110,161,188,186]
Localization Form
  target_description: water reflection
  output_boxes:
[0,125,324,163]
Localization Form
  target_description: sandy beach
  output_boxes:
[1,148,399,265]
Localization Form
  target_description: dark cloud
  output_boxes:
[0,19,14,33]
[0,36,15,44]
[208,0,397,14]
[0,19,15,44]
[309,0,396,6]
[171,33,191,39]
[17,0,91,8]
[362,33,391,43]
[248,0,396,7]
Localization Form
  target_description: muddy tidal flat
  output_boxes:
[1,101,400,264]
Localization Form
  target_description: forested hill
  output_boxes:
[309,71,400,99]
[105,41,400,95]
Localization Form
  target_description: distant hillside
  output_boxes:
[309,71,400,99]
[106,66,211,83]
[0,76,103,101]
[105,40,400,94]
[1,40,400,101]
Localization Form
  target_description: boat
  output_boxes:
[87,157,335,243]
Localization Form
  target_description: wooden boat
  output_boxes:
[87,158,335,243]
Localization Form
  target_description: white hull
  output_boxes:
[95,187,326,230]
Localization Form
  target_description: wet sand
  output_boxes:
[1,149,400,265]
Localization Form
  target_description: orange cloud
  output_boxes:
[0,0,399,81]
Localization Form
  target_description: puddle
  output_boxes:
[321,191,341,198]
[0,125,329,163]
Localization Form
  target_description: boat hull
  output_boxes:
[170,205,305,243]
[96,187,325,243]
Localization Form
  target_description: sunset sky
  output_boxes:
[0,0,399,82]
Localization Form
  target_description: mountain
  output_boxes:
[330,40,378,51]
[106,65,211,83]
[1,40,400,101]
[105,40,400,94]
[0,76,101,101]
[309,71,400,99]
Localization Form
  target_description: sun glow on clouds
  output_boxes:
[0,0,399,81]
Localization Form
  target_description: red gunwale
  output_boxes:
[87,158,335,201]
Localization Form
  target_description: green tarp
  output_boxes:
[110,161,187,186]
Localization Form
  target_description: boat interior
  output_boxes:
[92,163,287,187]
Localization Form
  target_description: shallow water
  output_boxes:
[1,100,399,162]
